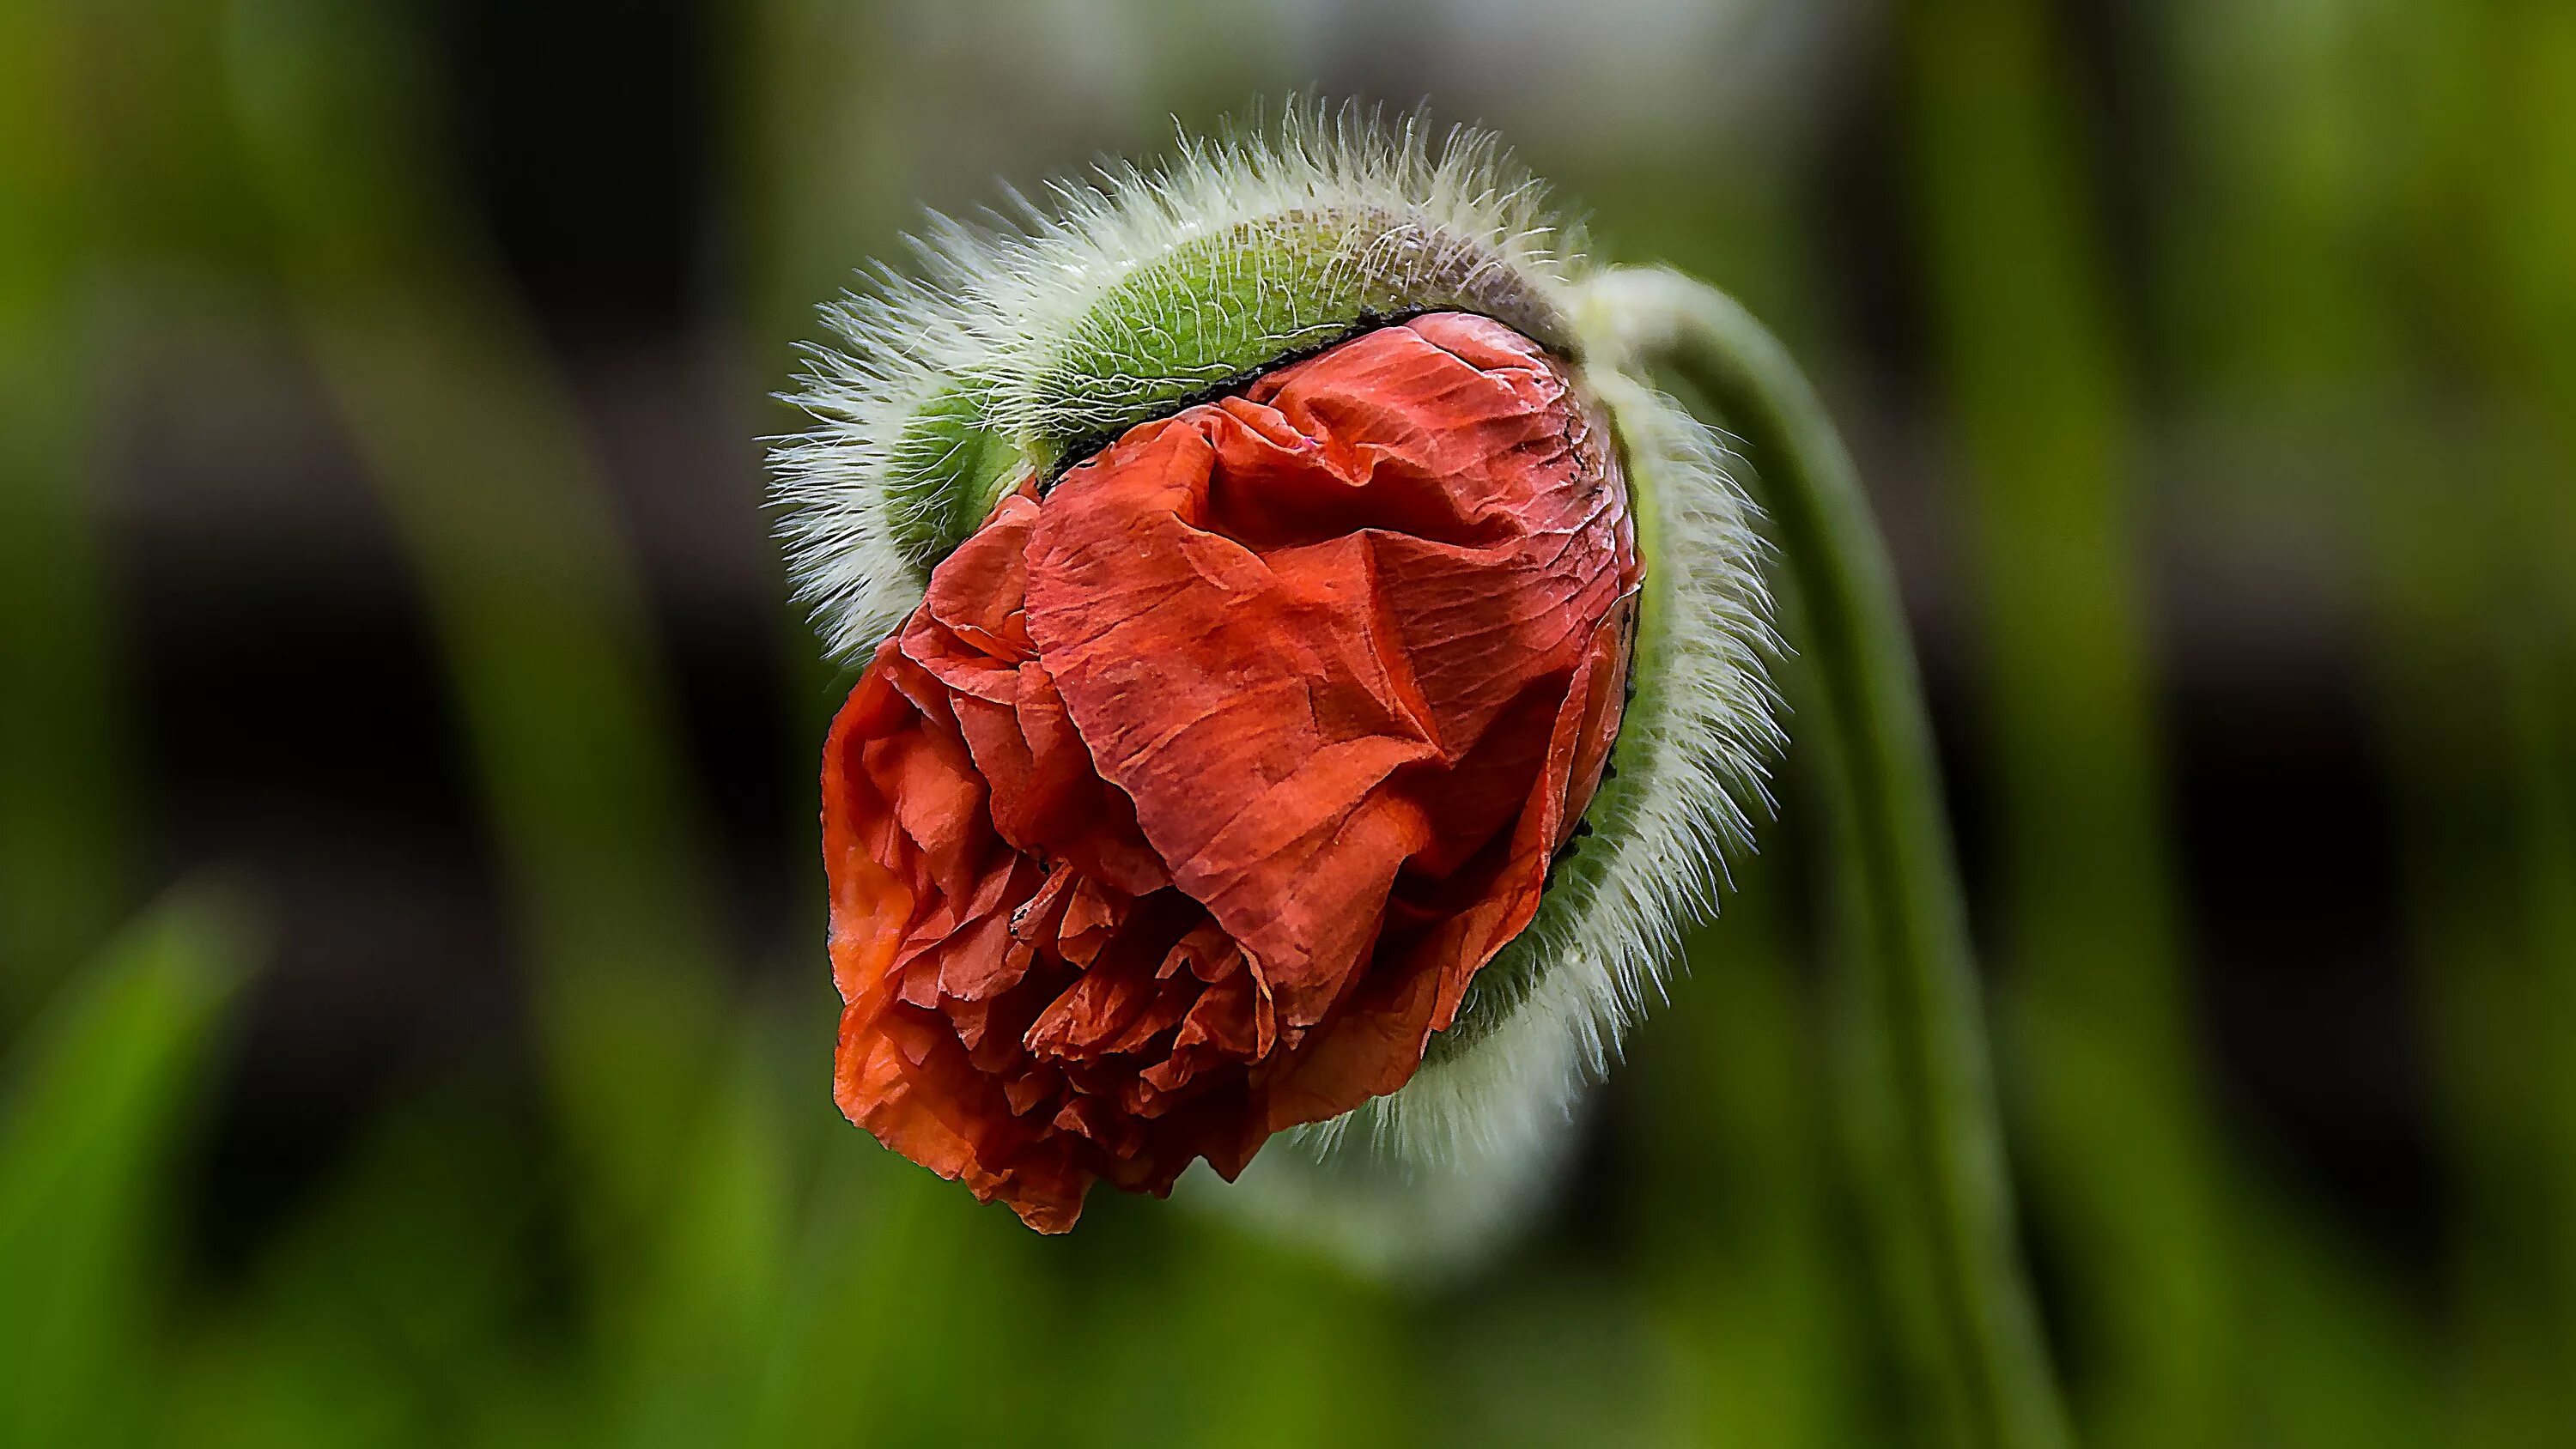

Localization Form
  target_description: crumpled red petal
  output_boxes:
[824,313,1639,1231]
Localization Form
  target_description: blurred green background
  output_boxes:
[4,0,2572,1445]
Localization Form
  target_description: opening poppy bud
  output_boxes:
[824,315,1636,1229]
[779,106,1780,1239]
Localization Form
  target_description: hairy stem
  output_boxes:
[1579,268,2071,1449]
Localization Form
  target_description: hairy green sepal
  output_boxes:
[882,384,1024,574]
[1025,208,1568,473]
[879,208,1568,571]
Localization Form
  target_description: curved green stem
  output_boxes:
[1578,268,2071,1449]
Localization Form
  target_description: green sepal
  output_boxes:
[1025,208,1570,472]
[882,384,1028,573]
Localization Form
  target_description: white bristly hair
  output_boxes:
[772,259,992,657]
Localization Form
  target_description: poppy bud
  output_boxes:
[777,106,1779,1233]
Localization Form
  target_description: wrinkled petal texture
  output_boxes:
[824,313,1639,1231]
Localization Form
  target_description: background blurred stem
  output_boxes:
[721,0,904,385]
[1898,1,2231,1441]
[2373,4,2576,1442]
[222,0,735,1350]
[2366,424,2576,1449]
[0,0,131,1025]
[1583,266,2069,1449]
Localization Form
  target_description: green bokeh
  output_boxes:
[3,0,2569,1446]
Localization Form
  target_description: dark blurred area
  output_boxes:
[4,0,2569,1446]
